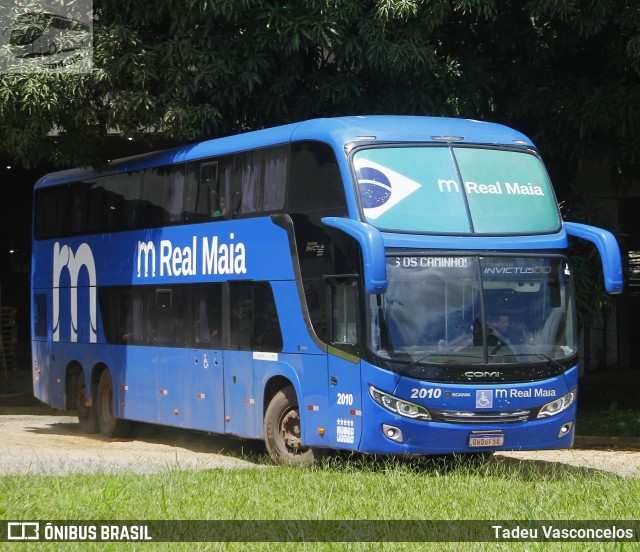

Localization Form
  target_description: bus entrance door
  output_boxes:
[326,278,363,450]
[328,351,362,450]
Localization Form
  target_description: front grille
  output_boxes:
[429,408,532,424]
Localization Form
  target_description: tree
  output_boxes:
[0,0,638,202]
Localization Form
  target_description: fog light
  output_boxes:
[558,422,573,439]
[382,424,403,443]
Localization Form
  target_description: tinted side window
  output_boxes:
[185,155,234,223]
[253,282,284,352]
[34,185,70,239]
[146,286,188,346]
[198,161,219,218]
[229,282,283,352]
[69,183,90,234]
[229,283,253,351]
[36,165,192,238]
[100,283,282,351]
[101,172,143,230]
[289,141,347,216]
[141,166,186,227]
[33,293,48,338]
[101,174,131,231]
[99,286,141,345]
[235,146,288,216]
[331,280,358,347]
[303,279,328,343]
[88,183,110,234]
[191,284,223,348]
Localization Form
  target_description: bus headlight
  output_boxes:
[537,387,577,418]
[369,386,432,421]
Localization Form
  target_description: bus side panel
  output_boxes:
[47,341,67,410]
[223,351,258,438]
[117,346,227,434]
[189,349,225,434]
[32,341,50,405]
[225,354,329,445]
[118,346,159,423]
[157,346,189,427]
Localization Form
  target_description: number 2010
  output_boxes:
[337,393,354,405]
[411,388,441,399]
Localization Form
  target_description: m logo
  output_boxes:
[137,240,156,277]
[52,242,97,343]
[438,179,460,193]
[354,158,421,220]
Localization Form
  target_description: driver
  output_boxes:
[492,314,512,342]
[489,313,521,346]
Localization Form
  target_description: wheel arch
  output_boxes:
[65,361,110,410]
[91,361,108,380]
[90,362,109,401]
[65,361,83,410]
[263,375,294,418]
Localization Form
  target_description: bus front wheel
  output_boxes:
[75,371,98,433]
[96,369,131,438]
[264,385,324,466]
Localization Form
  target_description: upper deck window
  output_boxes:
[353,146,560,235]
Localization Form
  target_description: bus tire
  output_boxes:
[264,385,324,466]
[96,369,131,438]
[75,371,98,434]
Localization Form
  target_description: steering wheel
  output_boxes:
[488,329,515,357]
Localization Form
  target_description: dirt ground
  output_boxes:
[0,405,266,474]
[0,404,638,477]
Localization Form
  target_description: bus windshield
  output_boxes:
[353,146,560,234]
[369,256,576,366]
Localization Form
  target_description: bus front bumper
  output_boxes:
[358,404,577,455]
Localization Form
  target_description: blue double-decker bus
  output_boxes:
[31,116,623,465]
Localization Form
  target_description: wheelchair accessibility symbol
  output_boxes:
[476,390,493,409]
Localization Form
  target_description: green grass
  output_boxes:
[577,402,640,437]
[576,388,640,437]
[0,455,638,550]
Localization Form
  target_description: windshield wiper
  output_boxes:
[513,353,566,373]
[406,352,484,368]
[406,352,440,368]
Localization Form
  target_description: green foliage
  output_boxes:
[562,196,622,329]
[1,0,637,178]
[577,398,640,437]
[490,0,640,193]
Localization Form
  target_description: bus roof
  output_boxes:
[35,116,535,188]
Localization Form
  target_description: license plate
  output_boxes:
[469,431,504,448]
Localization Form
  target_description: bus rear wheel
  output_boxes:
[96,369,131,438]
[75,371,98,433]
[264,385,323,466]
